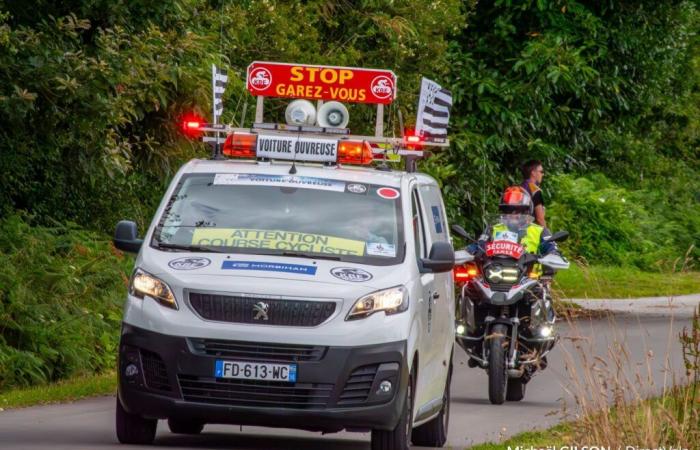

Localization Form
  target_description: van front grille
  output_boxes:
[188,338,326,362]
[178,375,333,409]
[189,293,336,327]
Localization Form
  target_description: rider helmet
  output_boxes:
[499,186,533,216]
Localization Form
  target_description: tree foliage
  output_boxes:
[429,0,699,268]
[0,0,462,231]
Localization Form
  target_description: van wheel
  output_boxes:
[167,418,204,435]
[411,363,451,447]
[506,377,526,401]
[371,371,413,450]
[116,397,157,445]
[487,324,508,405]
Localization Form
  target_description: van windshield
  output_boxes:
[152,173,405,265]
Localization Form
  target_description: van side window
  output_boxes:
[418,184,448,243]
[411,189,427,259]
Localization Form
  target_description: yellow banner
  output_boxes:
[191,228,365,256]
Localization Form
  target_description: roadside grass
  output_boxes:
[468,384,699,450]
[553,263,700,299]
[0,371,116,410]
[558,308,700,448]
[472,308,699,449]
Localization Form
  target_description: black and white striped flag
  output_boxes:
[212,64,228,124]
[415,77,452,143]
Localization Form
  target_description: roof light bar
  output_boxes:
[222,133,257,158]
[338,140,373,165]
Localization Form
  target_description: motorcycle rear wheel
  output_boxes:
[487,324,508,405]
[506,377,526,401]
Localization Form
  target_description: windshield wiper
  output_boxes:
[281,251,342,261]
[155,242,225,253]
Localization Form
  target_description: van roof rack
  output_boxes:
[185,61,451,172]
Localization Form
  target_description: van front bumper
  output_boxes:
[118,323,408,432]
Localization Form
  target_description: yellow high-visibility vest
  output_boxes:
[492,223,544,277]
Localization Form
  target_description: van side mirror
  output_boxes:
[450,224,475,243]
[546,231,569,243]
[114,220,143,253]
[421,241,455,273]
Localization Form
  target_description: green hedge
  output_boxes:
[548,174,700,270]
[0,215,131,391]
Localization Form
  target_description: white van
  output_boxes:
[113,132,455,450]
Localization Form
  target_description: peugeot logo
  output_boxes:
[253,301,269,321]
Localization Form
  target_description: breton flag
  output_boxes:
[415,77,452,143]
[211,64,228,124]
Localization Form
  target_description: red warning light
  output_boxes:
[403,127,424,150]
[180,113,205,138]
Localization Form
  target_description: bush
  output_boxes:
[548,174,699,269]
[548,174,647,266]
[0,214,132,390]
[437,0,699,244]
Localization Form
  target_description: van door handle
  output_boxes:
[431,291,440,300]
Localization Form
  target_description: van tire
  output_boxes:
[411,363,451,447]
[167,419,204,435]
[371,371,414,450]
[488,324,508,405]
[116,397,157,445]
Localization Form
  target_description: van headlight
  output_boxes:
[346,286,408,320]
[129,268,178,310]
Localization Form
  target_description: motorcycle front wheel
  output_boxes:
[487,323,508,405]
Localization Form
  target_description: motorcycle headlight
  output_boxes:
[485,264,520,284]
[129,268,178,310]
[346,286,408,320]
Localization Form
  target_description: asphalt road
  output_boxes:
[0,303,696,450]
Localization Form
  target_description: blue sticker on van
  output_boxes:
[221,261,317,275]
[431,206,444,234]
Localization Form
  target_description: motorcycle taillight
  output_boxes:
[453,263,479,283]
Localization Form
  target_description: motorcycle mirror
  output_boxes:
[523,253,539,264]
[546,231,569,243]
[451,224,475,242]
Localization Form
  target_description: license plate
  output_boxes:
[214,360,297,383]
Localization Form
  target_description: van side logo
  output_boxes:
[253,301,269,321]
[346,183,367,194]
[168,257,211,270]
[330,267,373,282]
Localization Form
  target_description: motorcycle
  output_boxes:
[451,223,570,404]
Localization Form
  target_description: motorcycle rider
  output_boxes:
[470,186,558,258]
[459,186,564,387]
[468,185,560,329]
